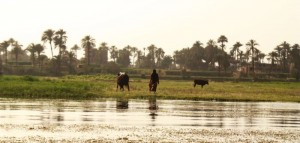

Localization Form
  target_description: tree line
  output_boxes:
[0,29,300,79]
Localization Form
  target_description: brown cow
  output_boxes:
[194,79,209,88]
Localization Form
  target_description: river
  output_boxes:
[0,98,299,142]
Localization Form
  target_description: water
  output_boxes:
[0,98,299,128]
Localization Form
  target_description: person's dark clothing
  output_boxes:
[149,71,159,92]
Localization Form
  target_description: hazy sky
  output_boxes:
[1,0,300,58]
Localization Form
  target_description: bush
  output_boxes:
[22,75,39,82]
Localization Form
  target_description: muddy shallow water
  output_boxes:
[0,98,299,142]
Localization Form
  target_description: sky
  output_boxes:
[0,0,300,59]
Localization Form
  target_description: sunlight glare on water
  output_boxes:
[0,98,299,128]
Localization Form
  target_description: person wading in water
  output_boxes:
[149,69,159,93]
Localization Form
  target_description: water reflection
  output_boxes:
[148,96,158,120]
[116,98,129,109]
[0,99,299,128]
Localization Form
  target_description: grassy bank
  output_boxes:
[0,75,299,102]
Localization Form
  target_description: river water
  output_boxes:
[0,98,299,142]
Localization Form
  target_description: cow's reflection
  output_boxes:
[149,96,158,120]
[116,98,129,109]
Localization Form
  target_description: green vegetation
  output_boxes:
[0,75,299,102]
[1,31,300,81]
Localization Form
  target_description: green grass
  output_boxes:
[0,75,299,102]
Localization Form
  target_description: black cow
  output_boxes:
[194,79,209,88]
[116,72,130,91]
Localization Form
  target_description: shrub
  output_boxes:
[22,75,39,82]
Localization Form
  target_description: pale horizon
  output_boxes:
[1,0,300,59]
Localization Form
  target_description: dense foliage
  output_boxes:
[0,30,300,80]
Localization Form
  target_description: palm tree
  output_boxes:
[257,52,266,64]
[71,44,81,59]
[109,46,118,63]
[66,51,76,73]
[35,44,45,68]
[136,50,143,67]
[267,51,278,73]
[41,29,55,58]
[0,41,10,64]
[231,42,242,61]
[8,38,15,45]
[98,42,109,65]
[217,35,228,72]
[10,41,23,66]
[280,41,290,73]
[217,35,228,52]
[290,44,300,80]
[155,48,165,67]
[204,39,218,68]
[147,44,157,67]
[81,35,95,65]
[246,39,259,74]
[54,29,67,56]
[130,47,138,67]
[237,50,246,66]
[39,55,47,71]
[231,42,243,69]
[26,43,37,66]
[216,50,224,76]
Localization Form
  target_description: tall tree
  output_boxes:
[135,50,143,67]
[35,44,45,68]
[39,55,48,71]
[54,29,67,56]
[130,47,138,67]
[117,47,131,67]
[66,51,76,73]
[230,42,243,70]
[160,55,173,69]
[71,44,81,59]
[189,41,204,70]
[274,45,282,67]
[147,44,158,67]
[204,40,218,69]
[0,41,10,64]
[109,46,118,63]
[98,42,109,65]
[290,44,300,80]
[217,35,228,72]
[267,51,278,74]
[246,39,259,74]
[10,41,23,66]
[81,35,95,66]
[280,41,290,73]
[41,29,55,58]
[217,35,228,52]
[26,43,37,66]
[173,48,190,69]
[155,48,165,67]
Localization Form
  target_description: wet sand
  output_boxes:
[0,124,299,142]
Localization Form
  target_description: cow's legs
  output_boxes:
[120,85,124,91]
[127,84,130,91]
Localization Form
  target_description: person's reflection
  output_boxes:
[116,98,129,109]
[55,108,64,126]
[148,96,158,120]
